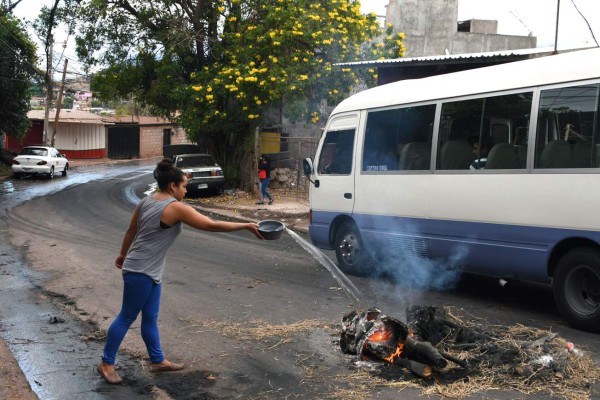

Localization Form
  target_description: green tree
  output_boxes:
[77,0,405,187]
[0,12,37,140]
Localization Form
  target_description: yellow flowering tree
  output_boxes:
[77,0,404,187]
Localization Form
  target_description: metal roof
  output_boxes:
[28,109,110,125]
[334,46,588,68]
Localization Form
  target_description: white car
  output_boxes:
[12,146,69,179]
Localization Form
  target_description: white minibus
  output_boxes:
[303,48,600,332]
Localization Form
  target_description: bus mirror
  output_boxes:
[303,158,314,176]
[303,158,315,185]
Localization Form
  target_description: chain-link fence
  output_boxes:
[260,136,319,202]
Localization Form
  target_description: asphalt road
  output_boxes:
[1,161,599,399]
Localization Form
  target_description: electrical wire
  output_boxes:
[570,0,599,47]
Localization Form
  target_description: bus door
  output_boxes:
[310,115,358,247]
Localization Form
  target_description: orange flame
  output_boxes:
[383,343,404,363]
[367,326,392,342]
[363,325,405,364]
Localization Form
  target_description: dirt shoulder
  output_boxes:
[186,188,309,230]
[0,331,37,400]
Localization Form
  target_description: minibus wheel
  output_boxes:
[334,221,371,275]
[553,248,600,333]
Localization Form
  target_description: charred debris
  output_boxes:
[340,305,600,397]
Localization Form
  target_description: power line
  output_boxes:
[570,0,599,47]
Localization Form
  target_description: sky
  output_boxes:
[11,0,600,78]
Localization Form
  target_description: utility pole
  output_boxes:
[554,0,561,54]
[253,126,260,194]
[51,57,68,148]
[43,39,53,145]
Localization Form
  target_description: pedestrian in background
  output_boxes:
[257,154,273,205]
[98,158,263,385]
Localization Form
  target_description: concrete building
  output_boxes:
[385,0,536,57]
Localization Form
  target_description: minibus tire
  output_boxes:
[334,222,371,276]
[553,248,600,333]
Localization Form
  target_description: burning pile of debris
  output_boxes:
[341,305,600,398]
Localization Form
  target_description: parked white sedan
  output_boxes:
[12,146,69,179]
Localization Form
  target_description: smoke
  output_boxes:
[360,219,466,306]
[372,246,464,287]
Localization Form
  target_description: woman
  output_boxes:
[98,158,263,384]
[257,154,273,205]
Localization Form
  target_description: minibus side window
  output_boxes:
[535,83,600,169]
[317,129,355,175]
[437,92,532,170]
[363,104,435,171]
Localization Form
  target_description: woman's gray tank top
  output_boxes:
[122,195,182,283]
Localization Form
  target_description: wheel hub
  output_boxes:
[565,264,600,315]
[339,234,360,265]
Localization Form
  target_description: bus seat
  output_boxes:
[439,140,473,170]
[571,141,593,168]
[515,145,527,168]
[399,142,431,170]
[486,143,519,169]
[539,140,571,168]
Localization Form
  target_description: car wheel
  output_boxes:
[553,247,600,333]
[334,221,372,276]
[62,163,68,177]
[48,166,54,179]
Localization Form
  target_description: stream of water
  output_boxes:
[285,227,365,313]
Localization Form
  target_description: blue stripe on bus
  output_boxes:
[309,210,600,284]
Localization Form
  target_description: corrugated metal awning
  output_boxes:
[334,46,568,68]
[27,110,113,125]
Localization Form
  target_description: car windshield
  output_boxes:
[176,155,216,168]
[19,147,48,156]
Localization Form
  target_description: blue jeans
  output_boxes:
[102,272,164,365]
[260,178,272,203]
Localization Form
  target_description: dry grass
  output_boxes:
[180,317,332,341]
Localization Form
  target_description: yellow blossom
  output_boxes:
[192,85,202,91]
